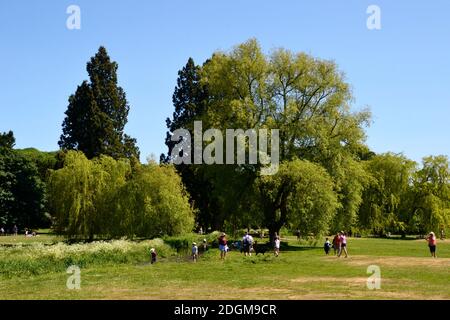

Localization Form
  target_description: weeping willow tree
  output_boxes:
[48,151,130,239]
[48,151,194,239]
[113,163,195,238]
[410,155,450,234]
[255,159,339,239]
[358,153,416,235]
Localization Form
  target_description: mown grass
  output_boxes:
[0,235,449,300]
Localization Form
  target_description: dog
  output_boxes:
[253,241,270,255]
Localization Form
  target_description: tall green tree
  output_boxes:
[410,156,450,234]
[358,153,416,235]
[198,39,371,239]
[0,131,15,149]
[59,47,139,161]
[162,58,218,229]
[256,159,338,238]
[0,131,47,229]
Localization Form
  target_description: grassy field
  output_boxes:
[0,234,449,300]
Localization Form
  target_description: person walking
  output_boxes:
[426,232,437,258]
[218,232,228,260]
[324,238,332,255]
[332,233,340,256]
[192,242,199,262]
[338,231,348,258]
[274,236,281,257]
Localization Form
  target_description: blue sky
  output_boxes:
[1,0,449,164]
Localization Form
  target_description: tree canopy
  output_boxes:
[48,151,194,239]
[59,47,139,161]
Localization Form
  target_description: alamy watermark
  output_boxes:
[367,5,381,30]
[170,121,279,175]
[66,265,81,290]
[366,265,381,290]
[66,5,81,30]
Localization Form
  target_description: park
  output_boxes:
[0,231,449,299]
[1,1,450,302]
[1,40,449,301]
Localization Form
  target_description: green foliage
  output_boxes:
[0,131,15,149]
[114,163,195,238]
[48,151,194,239]
[15,148,59,181]
[162,58,217,230]
[59,46,139,161]
[0,132,47,229]
[358,153,416,234]
[257,159,338,237]
[185,39,371,236]
[410,156,450,233]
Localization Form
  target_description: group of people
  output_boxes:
[323,230,441,258]
[149,229,444,264]
[191,239,208,262]
[217,231,281,260]
[323,231,348,257]
[0,225,19,236]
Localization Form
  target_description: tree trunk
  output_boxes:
[268,221,283,246]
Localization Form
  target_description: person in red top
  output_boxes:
[332,233,340,256]
[218,232,228,260]
[426,232,437,258]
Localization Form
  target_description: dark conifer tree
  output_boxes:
[59,47,139,160]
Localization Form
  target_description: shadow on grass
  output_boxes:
[281,245,321,252]
[365,236,419,241]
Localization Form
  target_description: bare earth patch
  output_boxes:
[342,255,450,268]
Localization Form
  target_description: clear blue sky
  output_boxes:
[1,0,449,164]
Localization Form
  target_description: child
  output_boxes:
[274,236,280,257]
[192,242,198,262]
[426,232,437,258]
[150,248,157,264]
[324,238,331,255]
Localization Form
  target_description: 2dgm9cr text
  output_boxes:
[217,304,276,315]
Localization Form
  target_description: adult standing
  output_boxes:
[243,232,251,256]
[426,232,437,258]
[332,233,340,256]
[218,232,228,260]
[338,231,348,258]
[12,225,18,236]
[248,233,254,255]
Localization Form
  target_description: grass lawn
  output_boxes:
[0,236,449,300]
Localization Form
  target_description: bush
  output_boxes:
[0,239,174,278]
